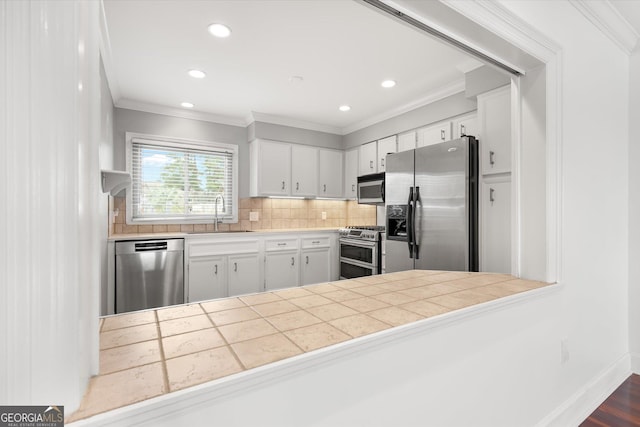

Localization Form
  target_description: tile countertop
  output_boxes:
[108,227,340,241]
[67,270,550,423]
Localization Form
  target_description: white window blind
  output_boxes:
[129,137,235,222]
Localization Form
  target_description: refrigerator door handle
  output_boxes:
[407,187,414,259]
[413,186,420,259]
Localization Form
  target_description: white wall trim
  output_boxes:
[69,285,561,426]
[115,98,246,127]
[247,111,343,135]
[341,78,465,135]
[569,0,639,55]
[98,0,120,103]
[535,353,631,427]
[632,353,640,374]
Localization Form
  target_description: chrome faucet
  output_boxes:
[214,194,225,232]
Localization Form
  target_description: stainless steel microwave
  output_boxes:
[357,172,385,205]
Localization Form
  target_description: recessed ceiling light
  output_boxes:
[181,102,194,108]
[188,69,206,79]
[381,79,396,88]
[339,105,351,112]
[208,23,231,38]
[289,75,304,84]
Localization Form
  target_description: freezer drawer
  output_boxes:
[115,239,184,314]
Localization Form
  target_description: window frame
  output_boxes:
[125,132,238,225]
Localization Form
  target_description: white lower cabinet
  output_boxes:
[188,256,227,302]
[300,248,330,286]
[480,178,511,274]
[265,251,299,291]
[228,254,261,297]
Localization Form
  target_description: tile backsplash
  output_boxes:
[110,197,376,235]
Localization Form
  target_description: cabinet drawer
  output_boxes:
[265,238,299,251]
[301,236,330,249]
[188,239,259,257]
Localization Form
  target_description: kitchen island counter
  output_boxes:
[68,270,551,424]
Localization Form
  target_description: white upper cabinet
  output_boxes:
[250,139,291,196]
[291,144,318,197]
[344,148,358,199]
[397,131,417,152]
[376,135,397,172]
[416,121,452,148]
[452,112,478,140]
[318,149,343,198]
[359,141,377,175]
[478,85,511,175]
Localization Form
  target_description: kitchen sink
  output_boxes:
[186,230,254,234]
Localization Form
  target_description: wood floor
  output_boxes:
[581,374,640,426]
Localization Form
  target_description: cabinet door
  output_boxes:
[291,145,318,197]
[257,140,291,196]
[452,113,478,139]
[397,131,416,152]
[300,248,330,286]
[188,256,227,302]
[481,179,511,274]
[478,86,511,175]
[344,148,358,199]
[376,135,397,172]
[265,251,299,290]
[228,254,261,297]
[416,121,452,148]
[359,141,377,175]
[318,149,343,198]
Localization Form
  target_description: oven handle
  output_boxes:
[340,257,377,270]
[339,238,377,248]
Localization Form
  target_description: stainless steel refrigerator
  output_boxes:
[385,136,478,272]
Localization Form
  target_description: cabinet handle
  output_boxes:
[381,158,385,167]
[214,264,218,275]
[323,184,326,192]
[291,257,295,266]
[490,188,495,204]
[306,256,309,265]
[312,240,320,244]
[234,262,238,272]
[460,124,466,136]
[369,160,373,169]
[490,151,495,166]
[440,129,445,140]
[282,181,285,190]
[277,242,286,246]
[351,184,355,192]
[296,182,299,191]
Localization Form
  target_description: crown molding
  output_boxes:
[115,99,247,127]
[569,0,639,55]
[98,0,121,103]
[247,112,343,135]
[340,78,466,135]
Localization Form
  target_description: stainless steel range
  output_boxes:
[338,226,385,279]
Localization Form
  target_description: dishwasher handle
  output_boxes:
[135,241,168,252]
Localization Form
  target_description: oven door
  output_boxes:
[339,238,378,266]
[340,259,375,280]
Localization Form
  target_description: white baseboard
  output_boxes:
[536,353,631,427]
[632,353,640,374]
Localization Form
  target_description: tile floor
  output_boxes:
[68,270,549,423]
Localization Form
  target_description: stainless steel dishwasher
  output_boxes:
[115,239,184,314]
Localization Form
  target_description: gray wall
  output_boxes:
[342,92,477,148]
[252,121,342,149]
[113,108,249,197]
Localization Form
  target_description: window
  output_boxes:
[126,133,238,224]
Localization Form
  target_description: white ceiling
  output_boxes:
[102,0,481,134]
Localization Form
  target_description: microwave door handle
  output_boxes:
[381,181,385,202]
[413,186,420,259]
[406,187,414,259]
